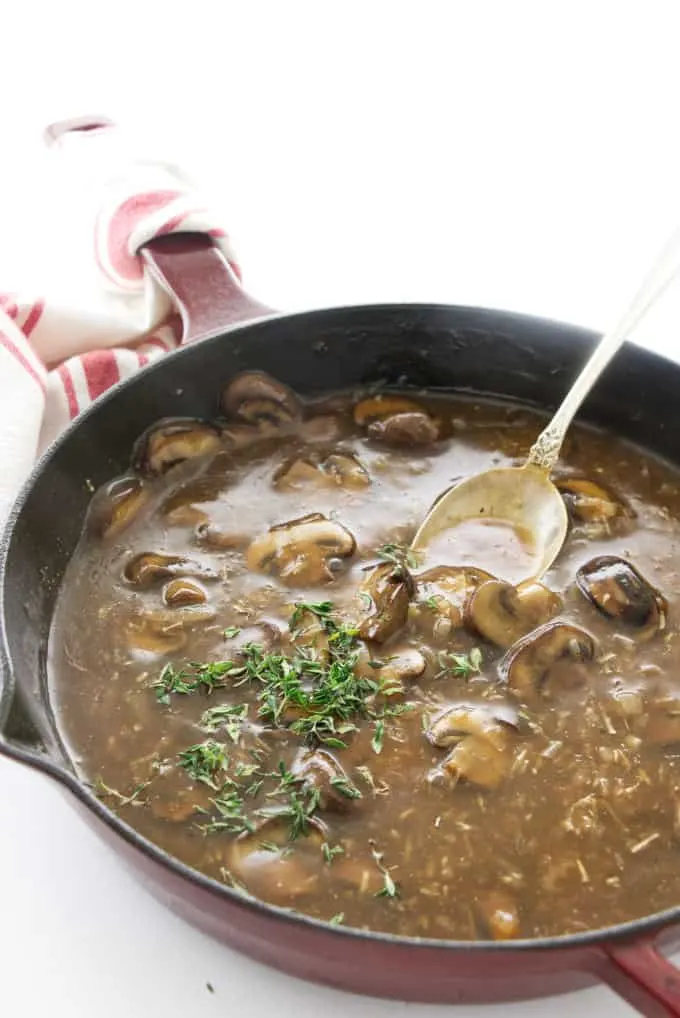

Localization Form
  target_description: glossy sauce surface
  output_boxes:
[49,386,680,941]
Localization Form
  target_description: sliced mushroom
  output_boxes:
[475,890,521,940]
[556,475,634,531]
[367,411,440,447]
[91,476,149,538]
[413,566,495,641]
[290,749,360,811]
[124,551,217,588]
[221,372,300,428]
[274,452,370,492]
[353,395,424,426]
[247,514,356,585]
[426,702,518,752]
[426,701,517,791]
[499,622,596,702]
[126,605,216,655]
[576,556,667,640]
[162,578,207,607]
[466,579,562,649]
[133,419,222,476]
[356,562,413,644]
[323,453,370,488]
[274,458,325,491]
[377,647,427,685]
[227,816,325,902]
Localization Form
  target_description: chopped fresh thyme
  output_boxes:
[257,783,322,840]
[421,595,439,610]
[289,600,333,629]
[224,626,241,639]
[370,842,400,898]
[376,542,418,571]
[371,718,385,754]
[322,842,345,864]
[178,740,229,790]
[153,660,234,704]
[437,647,483,680]
[200,702,248,741]
[95,778,149,807]
[201,781,255,835]
[330,775,362,799]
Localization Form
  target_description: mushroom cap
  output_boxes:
[133,418,222,476]
[357,562,413,644]
[227,815,326,902]
[123,551,217,587]
[475,890,521,940]
[274,452,370,492]
[221,371,300,425]
[247,513,356,585]
[126,605,216,655]
[415,566,495,630]
[499,621,596,702]
[426,702,517,753]
[91,476,149,538]
[556,474,634,528]
[377,647,427,684]
[576,555,667,639]
[290,748,359,811]
[162,578,207,607]
[367,411,440,447]
[426,702,518,790]
[466,579,562,649]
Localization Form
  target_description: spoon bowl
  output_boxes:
[412,464,568,580]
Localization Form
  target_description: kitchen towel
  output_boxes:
[0,116,238,525]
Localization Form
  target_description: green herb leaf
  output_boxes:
[437,648,483,680]
[178,740,229,790]
[370,841,400,899]
[329,912,345,926]
[153,660,234,702]
[377,870,399,898]
[200,702,248,741]
[322,842,345,864]
[224,626,241,639]
[330,776,362,800]
[371,719,385,754]
[376,542,417,571]
[95,779,149,807]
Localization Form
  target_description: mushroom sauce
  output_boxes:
[49,375,680,941]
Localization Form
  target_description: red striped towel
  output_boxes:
[0,117,238,523]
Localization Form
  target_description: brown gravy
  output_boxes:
[48,381,680,941]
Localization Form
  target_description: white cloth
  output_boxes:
[0,117,238,523]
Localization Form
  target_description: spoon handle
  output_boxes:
[527,227,680,471]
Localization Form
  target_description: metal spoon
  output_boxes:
[412,229,680,579]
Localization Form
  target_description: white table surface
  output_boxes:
[2,3,680,1015]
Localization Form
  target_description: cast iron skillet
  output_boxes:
[2,232,680,1017]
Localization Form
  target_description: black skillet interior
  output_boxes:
[0,302,676,769]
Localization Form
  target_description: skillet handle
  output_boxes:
[0,646,70,783]
[141,233,275,343]
[598,938,680,1016]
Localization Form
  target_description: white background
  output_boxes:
[1,2,680,1015]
